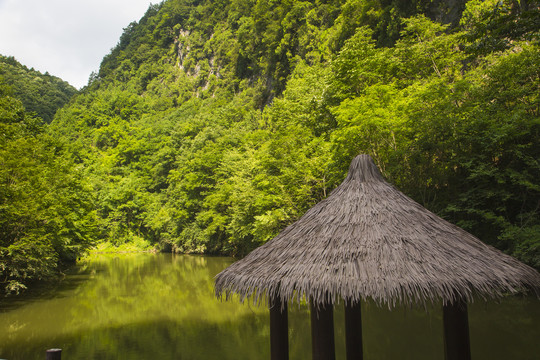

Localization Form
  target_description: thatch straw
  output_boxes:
[215,155,540,308]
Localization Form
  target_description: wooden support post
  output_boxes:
[310,301,335,360]
[345,301,363,360]
[46,348,62,360]
[443,299,471,360]
[270,296,289,360]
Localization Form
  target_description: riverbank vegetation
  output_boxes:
[0,78,95,294]
[1,0,539,295]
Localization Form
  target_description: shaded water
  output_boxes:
[0,253,538,359]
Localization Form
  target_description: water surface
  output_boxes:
[0,253,538,359]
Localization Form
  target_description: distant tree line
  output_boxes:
[0,55,77,123]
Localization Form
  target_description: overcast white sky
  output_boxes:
[0,0,155,89]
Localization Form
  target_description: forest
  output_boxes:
[1,0,539,295]
[0,55,77,123]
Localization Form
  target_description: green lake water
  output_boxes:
[0,253,538,359]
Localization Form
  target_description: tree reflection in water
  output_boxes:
[0,253,538,359]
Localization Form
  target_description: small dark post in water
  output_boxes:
[46,348,62,360]
[443,299,471,360]
[345,301,363,360]
[310,302,335,360]
[270,296,289,360]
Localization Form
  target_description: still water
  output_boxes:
[0,253,538,359]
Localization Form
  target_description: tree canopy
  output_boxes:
[0,55,78,123]
[0,80,95,294]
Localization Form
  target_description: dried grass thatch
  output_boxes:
[215,155,540,308]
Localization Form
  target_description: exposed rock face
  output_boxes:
[428,0,467,26]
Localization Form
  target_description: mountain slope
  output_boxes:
[48,0,540,269]
[0,55,77,123]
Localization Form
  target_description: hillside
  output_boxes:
[2,0,539,294]
[50,0,540,260]
[0,55,77,123]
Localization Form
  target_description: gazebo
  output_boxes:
[214,154,540,360]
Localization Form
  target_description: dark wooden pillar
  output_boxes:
[345,302,363,360]
[46,348,62,360]
[310,301,336,360]
[270,296,289,360]
[443,299,471,360]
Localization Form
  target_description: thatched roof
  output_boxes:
[215,155,540,307]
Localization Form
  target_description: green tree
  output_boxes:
[0,83,96,295]
[0,55,77,123]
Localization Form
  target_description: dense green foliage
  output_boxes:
[50,0,539,263]
[2,0,539,294]
[0,80,96,294]
[0,55,77,123]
